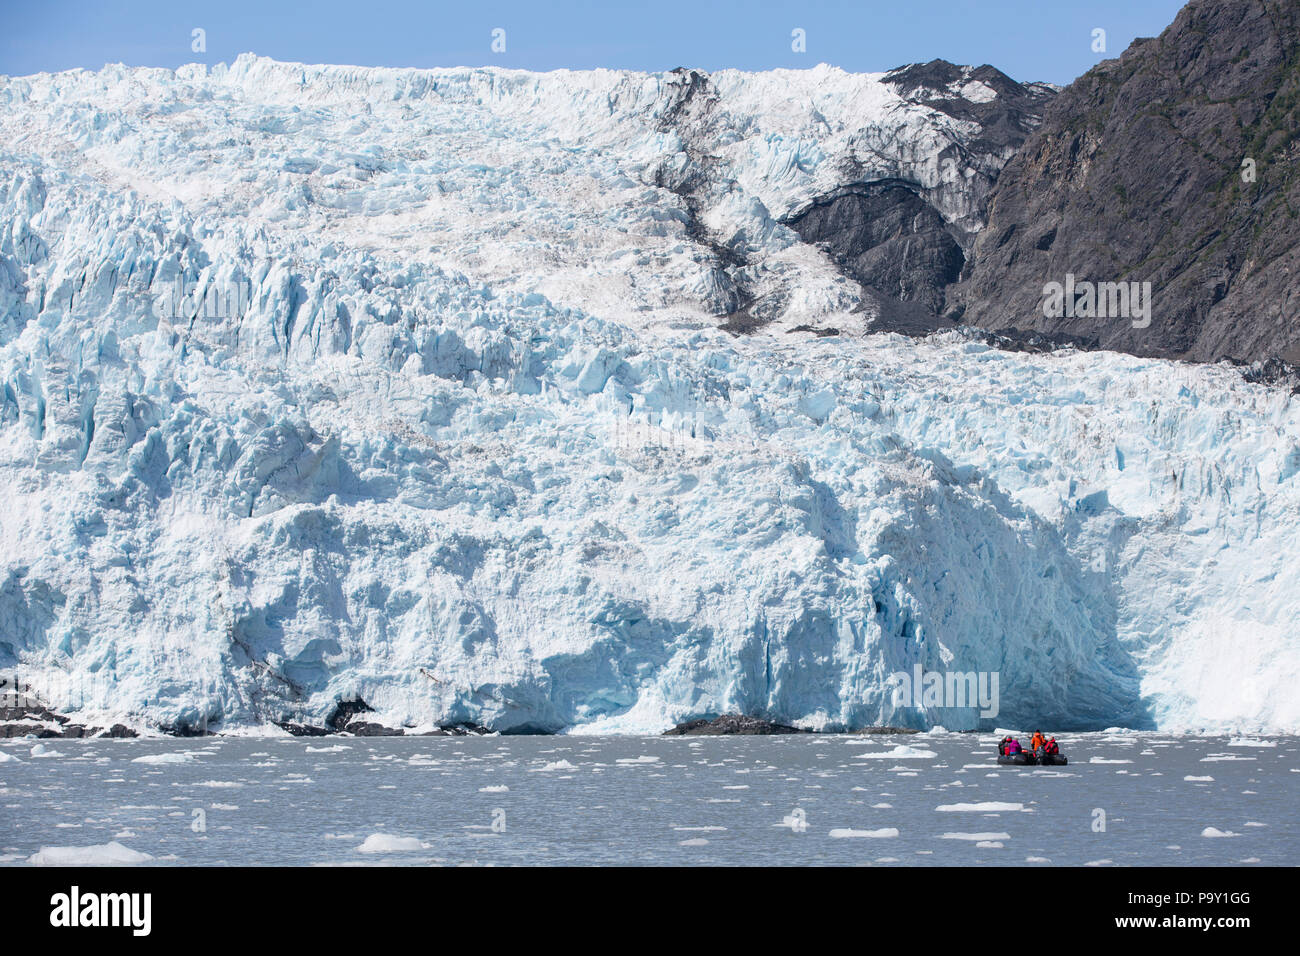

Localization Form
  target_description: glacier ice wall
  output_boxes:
[0,57,1297,733]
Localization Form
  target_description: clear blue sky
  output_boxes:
[0,0,1188,85]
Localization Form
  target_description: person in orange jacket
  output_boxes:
[1030,729,1046,753]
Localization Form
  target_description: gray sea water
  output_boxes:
[1,732,1296,866]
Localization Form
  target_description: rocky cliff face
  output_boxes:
[785,61,1055,319]
[948,0,1300,364]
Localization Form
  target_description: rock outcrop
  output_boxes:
[788,61,1055,319]
[948,0,1300,364]
[663,714,811,735]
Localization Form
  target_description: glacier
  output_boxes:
[0,55,1297,735]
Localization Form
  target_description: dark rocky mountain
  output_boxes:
[881,60,1060,152]
[788,178,966,315]
[786,61,1056,318]
[639,61,1056,334]
[946,0,1300,364]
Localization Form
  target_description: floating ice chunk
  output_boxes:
[1201,827,1238,838]
[27,841,153,866]
[679,838,709,846]
[855,745,937,760]
[1184,775,1214,782]
[355,834,428,853]
[532,760,577,772]
[940,832,1011,841]
[132,752,196,764]
[1227,738,1277,747]
[1089,757,1133,764]
[29,744,61,758]
[829,828,899,838]
[935,802,1025,812]
[479,785,509,793]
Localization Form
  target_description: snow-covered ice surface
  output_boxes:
[1,57,1299,734]
[1,734,1295,866]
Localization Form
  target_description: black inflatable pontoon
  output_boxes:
[996,751,1068,766]
[996,752,1034,765]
